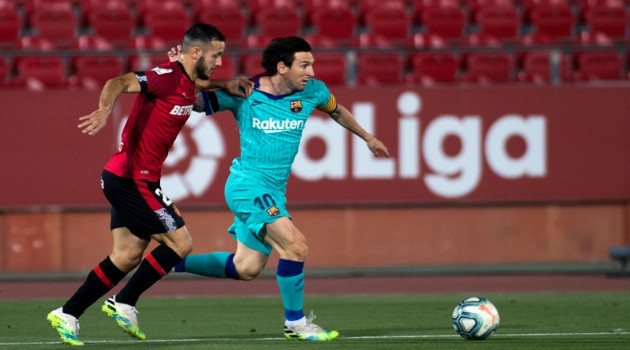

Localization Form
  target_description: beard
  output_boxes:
[196,57,210,80]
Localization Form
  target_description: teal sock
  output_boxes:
[180,252,236,279]
[277,259,305,321]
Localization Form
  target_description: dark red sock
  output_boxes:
[116,244,181,306]
[63,257,126,318]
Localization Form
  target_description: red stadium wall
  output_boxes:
[1,86,629,273]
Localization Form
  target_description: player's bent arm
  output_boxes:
[195,76,253,97]
[329,103,390,158]
[78,73,141,136]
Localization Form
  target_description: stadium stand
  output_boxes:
[407,52,461,84]
[1,0,629,89]
[517,50,573,83]
[88,1,136,48]
[310,1,357,44]
[356,53,405,85]
[461,52,515,82]
[71,55,124,89]
[143,1,191,46]
[255,5,301,37]
[29,1,77,48]
[0,1,21,49]
[312,52,348,85]
[13,56,68,89]
[196,1,247,45]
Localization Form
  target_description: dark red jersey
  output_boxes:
[104,61,196,181]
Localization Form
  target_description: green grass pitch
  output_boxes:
[1,292,628,349]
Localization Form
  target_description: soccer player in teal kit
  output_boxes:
[174,37,390,341]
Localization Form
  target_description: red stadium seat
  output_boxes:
[310,3,357,43]
[24,0,71,26]
[356,53,405,86]
[578,0,624,16]
[574,51,623,80]
[408,53,460,84]
[15,56,67,89]
[239,54,264,76]
[209,54,237,80]
[247,0,297,24]
[72,56,123,89]
[421,5,467,41]
[73,35,113,51]
[144,2,191,46]
[137,0,186,25]
[255,6,301,37]
[0,5,21,49]
[475,4,522,40]
[127,35,169,71]
[30,3,77,48]
[467,0,514,21]
[523,0,571,21]
[364,1,411,42]
[517,51,572,83]
[462,52,514,83]
[196,2,246,44]
[584,6,628,39]
[304,0,351,21]
[88,2,135,48]
[313,53,347,86]
[413,0,460,25]
[529,3,575,40]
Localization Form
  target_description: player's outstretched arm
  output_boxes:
[329,103,390,158]
[196,76,254,97]
[78,73,141,136]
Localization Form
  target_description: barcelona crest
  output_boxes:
[290,100,303,113]
[267,205,280,216]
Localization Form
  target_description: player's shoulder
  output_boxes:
[306,78,327,90]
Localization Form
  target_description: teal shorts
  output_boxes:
[224,173,291,256]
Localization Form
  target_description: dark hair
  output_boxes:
[182,23,225,51]
[261,37,312,75]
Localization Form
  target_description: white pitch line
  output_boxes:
[1,331,629,346]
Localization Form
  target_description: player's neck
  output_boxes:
[179,57,198,81]
[259,75,292,96]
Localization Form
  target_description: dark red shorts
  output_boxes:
[101,170,185,238]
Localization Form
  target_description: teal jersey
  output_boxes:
[203,77,337,188]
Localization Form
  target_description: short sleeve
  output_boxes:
[137,66,180,98]
[202,90,243,115]
[311,79,337,113]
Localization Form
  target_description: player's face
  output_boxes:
[286,52,314,91]
[196,40,225,80]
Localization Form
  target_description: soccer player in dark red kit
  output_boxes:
[46,23,253,346]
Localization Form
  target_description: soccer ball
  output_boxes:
[452,297,500,340]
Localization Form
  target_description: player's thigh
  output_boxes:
[102,170,185,237]
[111,227,150,272]
[264,217,308,260]
[233,241,269,277]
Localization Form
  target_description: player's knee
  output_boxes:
[287,240,308,261]
[111,252,142,272]
[236,265,262,280]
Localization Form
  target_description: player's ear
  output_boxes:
[277,61,288,74]
[191,47,202,60]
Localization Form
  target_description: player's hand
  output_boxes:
[367,137,390,158]
[167,45,182,62]
[78,109,110,136]
[226,75,254,98]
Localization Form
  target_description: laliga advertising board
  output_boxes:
[148,86,630,205]
[1,86,629,207]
